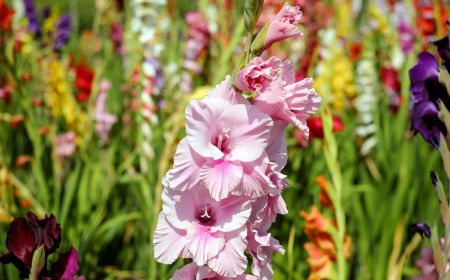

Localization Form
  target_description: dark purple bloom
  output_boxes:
[432,21,450,71]
[409,52,450,108]
[42,7,51,20]
[430,171,438,186]
[23,0,40,34]
[42,247,85,280]
[409,222,431,239]
[0,212,61,278]
[54,15,71,52]
[410,100,447,149]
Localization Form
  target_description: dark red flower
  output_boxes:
[74,64,94,103]
[307,115,344,140]
[0,217,36,277]
[0,212,61,278]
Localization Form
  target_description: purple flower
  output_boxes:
[42,247,85,280]
[0,212,62,278]
[42,7,51,20]
[432,22,450,72]
[410,100,447,149]
[409,52,449,107]
[23,0,40,33]
[111,23,124,54]
[146,57,164,90]
[54,15,71,51]
[409,222,431,239]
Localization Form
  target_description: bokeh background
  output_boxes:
[0,0,447,279]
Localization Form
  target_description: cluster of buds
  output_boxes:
[153,2,321,279]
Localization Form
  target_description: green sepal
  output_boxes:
[440,136,450,180]
[431,223,445,275]
[432,171,450,225]
[231,52,247,87]
[29,245,46,280]
[244,0,264,34]
[250,22,270,58]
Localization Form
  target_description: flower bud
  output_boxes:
[244,0,264,34]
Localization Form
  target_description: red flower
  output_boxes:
[15,155,33,169]
[74,64,94,103]
[10,115,26,129]
[307,115,344,140]
[0,0,15,31]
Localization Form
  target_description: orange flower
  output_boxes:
[15,155,33,169]
[316,175,333,209]
[13,189,20,197]
[10,115,25,129]
[304,243,332,280]
[39,126,51,136]
[20,199,31,208]
[349,42,363,62]
[0,0,15,31]
[301,206,352,279]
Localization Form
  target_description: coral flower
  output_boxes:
[10,115,26,129]
[0,0,15,31]
[15,155,33,169]
[316,175,333,209]
[154,186,251,277]
[304,243,332,280]
[74,64,94,103]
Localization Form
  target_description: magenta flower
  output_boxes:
[412,239,450,280]
[236,57,282,93]
[171,262,258,280]
[165,77,274,201]
[252,59,321,139]
[398,21,415,56]
[154,186,251,277]
[43,247,85,280]
[263,2,303,51]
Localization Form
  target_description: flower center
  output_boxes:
[197,204,215,225]
[216,126,230,152]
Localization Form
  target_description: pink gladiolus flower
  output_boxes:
[95,80,117,144]
[412,239,450,280]
[154,186,251,277]
[53,131,76,159]
[246,224,285,280]
[171,262,258,280]
[236,57,282,93]
[165,77,274,201]
[253,60,321,139]
[263,2,303,51]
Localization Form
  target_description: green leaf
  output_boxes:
[250,22,270,58]
[439,136,450,180]
[431,223,445,275]
[231,52,246,87]
[432,172,450,225]
[29,245,45,280]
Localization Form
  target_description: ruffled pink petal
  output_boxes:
[170,262,200,280]
[252,76,287,117]
[218,104,273,162]
[153,212,190,264]
[265,121,288,171]
[187,223,226,266]
[162,188,197,230]
[210,194,253,233]
[200,158,243,201]
[208,226,248,277]
[186,98,230,160]
[231,152,275,198]
[272,102,309,139]
[236,57,282,93]
[281,59,296,85]
[206,75,250,105]
[197,266,219,279]
[264,3,303,50]
[167,137,206,191]
[234,275,259,280]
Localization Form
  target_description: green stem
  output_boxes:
[244,31,253,64]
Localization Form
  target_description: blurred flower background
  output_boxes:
[0,0,450,279]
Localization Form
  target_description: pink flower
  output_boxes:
[95,80,117,144]
[171,262,258,280]
[412,239,450,280]
[165,77,275,201]
[246,223,285,280]
[250,122,289,228]
[154,186,251,277]
[252,60,321,139]
[236,57,282,93]
[263,2,303,50]
[53,131,76,159]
